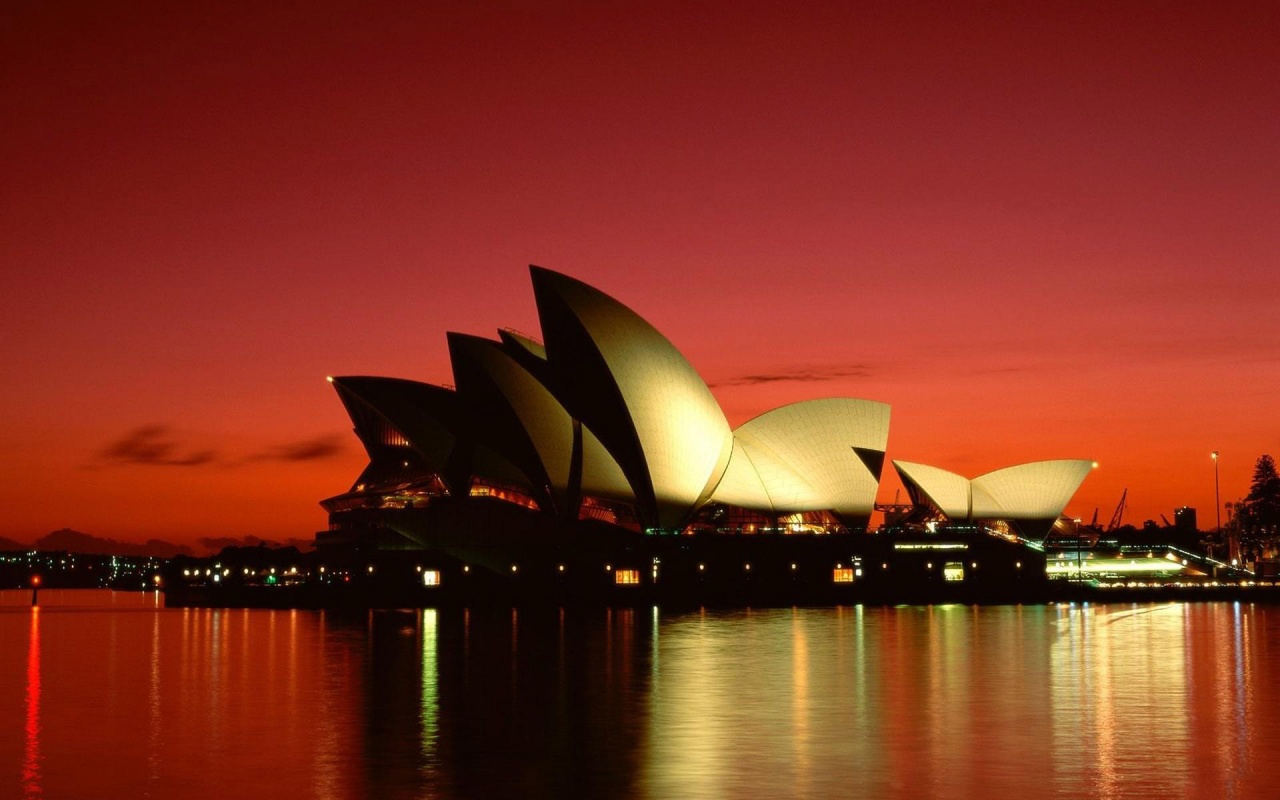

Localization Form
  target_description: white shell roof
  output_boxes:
[892,460,971,518]
[533,268,732,528]
[460,339,577,493]
[455,336,633,505]
[894,459,1094,521]
[731,398,890,516]
[580,425,634,502]
[709,439,777,510]
[971,460,1094,520]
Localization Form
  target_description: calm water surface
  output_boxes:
[2,590,1278,799]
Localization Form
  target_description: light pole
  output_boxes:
[1212,451,1223,562]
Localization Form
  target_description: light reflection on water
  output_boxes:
[2,592,1279,799]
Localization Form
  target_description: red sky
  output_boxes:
[2,1,1276,546]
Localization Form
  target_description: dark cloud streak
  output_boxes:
[98,426,218,467]
[96,428,345,468]
[710,365,874,387]
[250,434,346,462]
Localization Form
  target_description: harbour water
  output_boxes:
[3,591,1278,799]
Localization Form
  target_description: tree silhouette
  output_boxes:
[1239,455,1280,558]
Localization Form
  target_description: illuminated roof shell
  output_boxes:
[893,459,1094,521]
[708,439,776,511]
[448,334,577,510]
[531,267,732,528]
[892,460,971,518]
[971,460,1095,520]
[579,426,634,503]
[719,398,890,517]
[447,334,633,510]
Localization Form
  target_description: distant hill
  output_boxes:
[34,529,193,558]
[11,529,313,558]
[196,535,315,554]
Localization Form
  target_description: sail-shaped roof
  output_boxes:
[530,266,732,528]
[893,459,1093,521]
[731,398,889,518]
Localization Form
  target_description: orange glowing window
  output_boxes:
[422,570,441,587]
[615,569,640,585]
[833,568,855,583]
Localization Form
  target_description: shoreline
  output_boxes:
[157,581,1280,610]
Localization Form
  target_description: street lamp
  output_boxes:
[1212,451,1223,561]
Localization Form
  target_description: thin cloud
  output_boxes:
[97,428,346,468]
[250,434,346,462]
[98,426,219,467]
[711,365,874,387]
[964,365,1032,376]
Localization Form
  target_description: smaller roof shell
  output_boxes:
[893,459,1094,522]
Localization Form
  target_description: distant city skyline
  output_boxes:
[2,1,1276,545]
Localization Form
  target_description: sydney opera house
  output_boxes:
[318,266,1093,600]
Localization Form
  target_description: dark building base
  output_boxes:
[169,513,1055,608]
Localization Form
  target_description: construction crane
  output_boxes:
[1106,488,1128,532]
[1161,513,1174,528]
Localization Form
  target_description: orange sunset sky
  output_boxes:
[2,1,1277,548]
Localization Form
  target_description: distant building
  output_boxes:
[1175,506,1198,531]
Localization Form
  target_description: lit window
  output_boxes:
[423,570,441,587]
[943,562,965,582]
[833,568,855,583]
[615,569,640,585]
